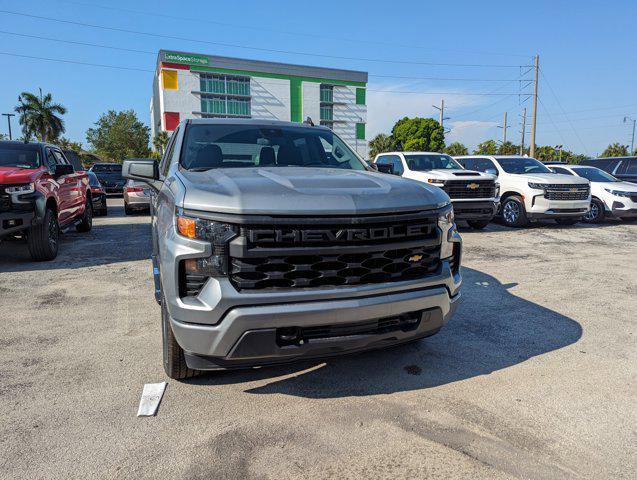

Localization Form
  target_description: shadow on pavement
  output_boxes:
[188,267,582,396]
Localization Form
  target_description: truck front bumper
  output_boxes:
[527,195,590,219]
[451,199,499,220]
[0,210,35,237]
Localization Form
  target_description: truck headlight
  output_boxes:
[438,205,456,259]
[5,183,35,194]
[176,212,237,277]
[527,182,548,190]
[427,179,446,185]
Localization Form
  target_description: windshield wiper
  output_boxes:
[188,167,215,172]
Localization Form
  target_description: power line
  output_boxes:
[0,31,526,83]
[538,96,569,148]
[0,10,526,68]
[51,0,532,58]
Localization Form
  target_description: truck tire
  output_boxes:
[555,217,580,226]
[161,292,200,380]
[124,204,133,215]
[27,207,59,261]
[501,196,529,228]
[583,198,605,223]
[467,219,491,230]
[76,197,93,232]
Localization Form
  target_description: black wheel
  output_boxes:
[555,217,580,226]
[583,199,605,223]
[124,204,132,215]
[467,219,491,230]
[76,197,93,232]
[161,292,200,380]
[27,207,59,261]
[99,206,108,216]
[501,196,529,228]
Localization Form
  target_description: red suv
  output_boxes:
[0,141,93,261]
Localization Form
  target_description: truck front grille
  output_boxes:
[544,184,589,201]
[0,195,10,212]
[228,211,442,291]
[442,180,496,199]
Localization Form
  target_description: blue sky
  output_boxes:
[1,0,635,155]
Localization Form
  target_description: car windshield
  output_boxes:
[181,124,367,171]
[403,154,462,171]
[0,144,41,169]
[495,157,552,174]
[91,164,122,173]
[573,167,619,182]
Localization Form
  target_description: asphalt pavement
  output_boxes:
[0,197,635,479]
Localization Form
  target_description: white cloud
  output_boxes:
[446,120,499,150]
[366,84,495,149]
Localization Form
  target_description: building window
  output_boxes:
[199,74,250,95]
[320,85,333,103]
[320,105,333,121]
[201,95,250,117]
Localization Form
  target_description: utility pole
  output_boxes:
[624,116,636,154]
[529,54,539,158]
[520,108,527,156]
[433,99,449,130]
[497,112,508,144]
[2,113,15,140]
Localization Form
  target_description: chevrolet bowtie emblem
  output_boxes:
[570,188,578,192]
[408,254,423,262]
[467,183,479,190]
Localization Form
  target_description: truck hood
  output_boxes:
[594,181,637,192]
[0,166,41,184]
[410,169,495,181]
[179,167,450,215]
[517,172,589,185]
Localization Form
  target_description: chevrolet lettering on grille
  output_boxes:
[249,224,430,244]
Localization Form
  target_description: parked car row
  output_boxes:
[371,152,635,228]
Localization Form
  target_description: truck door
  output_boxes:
[45,147,73,224]
[53,149,83,218]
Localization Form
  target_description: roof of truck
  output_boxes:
[186,118,331,130]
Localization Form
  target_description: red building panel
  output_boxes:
[164,112,180,131]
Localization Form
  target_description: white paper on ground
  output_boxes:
[137,382,167,417]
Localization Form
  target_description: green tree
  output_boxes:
[152,131,170,155]
[497,141,519,155]
[54,137,83,152]
[601,143,629,157]
[444,142,468,156]
[473,140,498,155]
[534,145,557,161]
[368,133,395,159]
[86,110,150,162]
[0,133,8,141]
[391,117,445,152]
[15,89,67,142]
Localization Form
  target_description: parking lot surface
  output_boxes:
[1,198,635,479]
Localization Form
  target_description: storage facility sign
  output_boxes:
[164,52,209,66]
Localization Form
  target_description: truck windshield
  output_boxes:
[573,167,619,182]
[180,124,367,171]
[495,157,552,174]
[0,144,41,169]
[403,154,462,171]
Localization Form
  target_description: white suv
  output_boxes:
[549,164,637,223]
[374,152,499,229]
[454,155,590,227]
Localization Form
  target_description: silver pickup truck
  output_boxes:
[123,119,462,380]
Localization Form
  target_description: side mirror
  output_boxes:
[369,162,379,171]
[376,163,394,175]
[53,164,74,177]
[123,158,159,181]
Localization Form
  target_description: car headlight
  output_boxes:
[604,189,633,197]
[438,204,456,259]
[176,212,237,277]
[5,183,35,194]
[527,182,548,190]
[427,179,446,185]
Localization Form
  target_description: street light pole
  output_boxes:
[2,113,15,140]
[624,116,636,155]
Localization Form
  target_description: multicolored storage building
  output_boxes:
[151,50,369,156]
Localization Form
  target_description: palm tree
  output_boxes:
[15,89,67,142]
[152,131,170,155]
[368,133,395,159]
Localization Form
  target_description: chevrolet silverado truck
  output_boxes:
[123,119,462,380]
[455,155,590,227]
[0,141,93,261]
[374,152,499,229]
